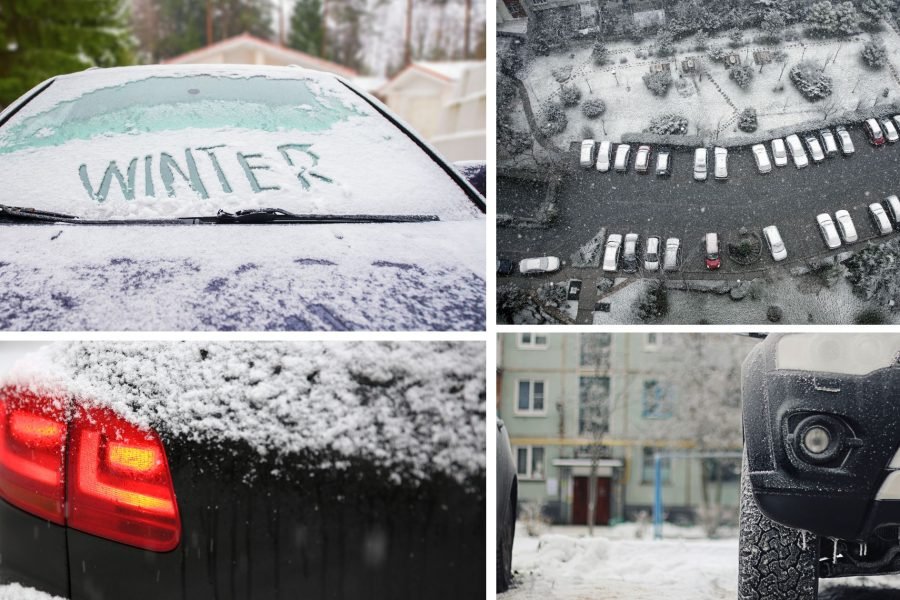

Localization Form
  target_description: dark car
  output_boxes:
[0,65,486,332]
[497,258,516,276]
[0,341,486,600]
[496,419,517,593]
[739,333,900,599]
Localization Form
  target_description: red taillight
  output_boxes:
[67,406,180,552]
[0,389,67,524]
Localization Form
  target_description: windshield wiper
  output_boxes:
[0,204,440,225]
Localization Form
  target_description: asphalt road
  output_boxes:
[820,586,900,599]
[497,123,900,277]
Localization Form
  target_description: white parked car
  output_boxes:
[519,256,561,274]
[693,148,708,181]
[835,126,855,155]
[714,147,728,180]
[804,134,825,163]
[771,138,788,167]
[882,118,899,143]
[644,236,661,272]
[596,141,612,172]
[869,203,892,235]
[819,128,838,157]
[580,139,596,168]
[752,144,772,174]
[816,213,841,249]
[835,209,858,243]
[763,226,787,262]
[602,234,623,272]
[884,195,900,230]
[785,134,809,168]
[663,238,681,272]
[635,145,652,173]
[614,144,631,172]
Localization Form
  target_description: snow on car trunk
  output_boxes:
[3,341,486,485]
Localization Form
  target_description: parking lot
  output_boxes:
[498,122,900,279]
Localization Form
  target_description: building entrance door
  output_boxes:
[572,476,611,525]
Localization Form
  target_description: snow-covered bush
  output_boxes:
[540,102,568,135]
[738,108,758,132]
[859,0,892,30]
[537,283,567,308]
[694,30,709,50]
[708,46,726,62]
[861,37,887,68]
[552,65,573,83]
[789,61,833,100]
[844,240,900,308]
[559,83,581,107]
[729,64,754,88]
[647,112,689,135]
[642,70,673,96]
[581,98,607,119]
[655,29,676,56]
[592,41,609,65]
[728,29,744,47]
[580,125,595,139]
[499,45,524,75]
[761,12,786,41]
[806,0,860,36]
[855,307,888,324]
[635,281,668,322]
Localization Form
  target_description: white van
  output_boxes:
[693,148,707,181]
[596,141,612,172]
[580,139,596,168]
[614,144,631,172]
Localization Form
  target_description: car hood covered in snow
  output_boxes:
[0,220,485,330]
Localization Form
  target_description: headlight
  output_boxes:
[792,415,845,465]
[776,333,900,375]
[802,426,831,455]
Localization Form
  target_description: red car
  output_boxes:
[705,233,721,270]
[865,118,886,146]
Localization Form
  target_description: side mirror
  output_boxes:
[453,161,486,198]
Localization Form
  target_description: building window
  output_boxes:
[703,458,741,483]
[644,333,664,351]
[518,333,548,349]
[579,376,610,435]
[579,334,611,368]
[516,446,545,480]
[516,379,546,414]
[641,447,670,484]
[642,380,673,419]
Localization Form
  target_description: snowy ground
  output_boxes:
[520,24,900,147]
[0,584,61,600]
[501,524,900,599]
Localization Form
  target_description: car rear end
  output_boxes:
[0,342,486,600]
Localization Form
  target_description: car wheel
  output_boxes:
[738,451,818,600]
[496,496,515,593]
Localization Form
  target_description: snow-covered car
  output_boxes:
[704,232,721,270]
[785,134,809,168]
[884,195,900,231]
[881,118,899,143]
[614,144,631,172]
[869,203,892,235]
[622,233,640,273]
[803,133,825,163]
[596,140,612,172]
[580,139,597,168]
[0,65,486,332]
[496,419,517,593]
[835,126,855,155]
[771,138,788,167]
[816,213,842,249]
[663,238,681,272]
[751,144,772,174]
[893,115,900,134]
[519,256,561,274]
[655,147,672,176]
[763,225,787,261]
[693,148,708,181]
[835,209,858,243]
[818,128,838,157]
[602,234,623,272]
[713,147,728,180]
[865,118,886,146]
[739,333,900,600]
[644,236,661,272]
[0,341,486,600]
[634,145,652,173]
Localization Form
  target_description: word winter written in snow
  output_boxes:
[78,143,332,202]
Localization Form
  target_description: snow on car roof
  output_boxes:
[4,341,486,485]
[0,65,478,221]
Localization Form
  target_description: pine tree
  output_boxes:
[152,0,274,61]
[288,0,324,57]
[0,0,134,107]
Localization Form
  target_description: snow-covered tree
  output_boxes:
[806,0,840,34]
[694,30,710,50]
[592,40,610,65]
[729,64,754,88]
[789,61,834,100]
[647,112,689,135]
[861,37,888,68]
[859,0,891,29]
[845,239,900,308]
[761,11,786,40]
[728,29,745,47]
[656,29,676,56]
[738,107,758,132]
[582,98,607,119]
[559,83,582,107]
[642,70,674,96]
[834,1,861,35]
[540,102,568,135]
[708,46,727,62]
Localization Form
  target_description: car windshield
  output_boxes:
[0,67,479,221]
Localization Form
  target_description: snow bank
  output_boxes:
[0,584,62,600]
[3,341,486,485]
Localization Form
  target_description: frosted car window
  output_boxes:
[0,72,479,221]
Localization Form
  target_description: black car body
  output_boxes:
[0,342,486,599]
[497,258,516,276]
[496,420,517,593]
[741,333,900,591]
[0,65,486,332]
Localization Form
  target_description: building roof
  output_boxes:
[163,33,357,78]
[378,60,485,95]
